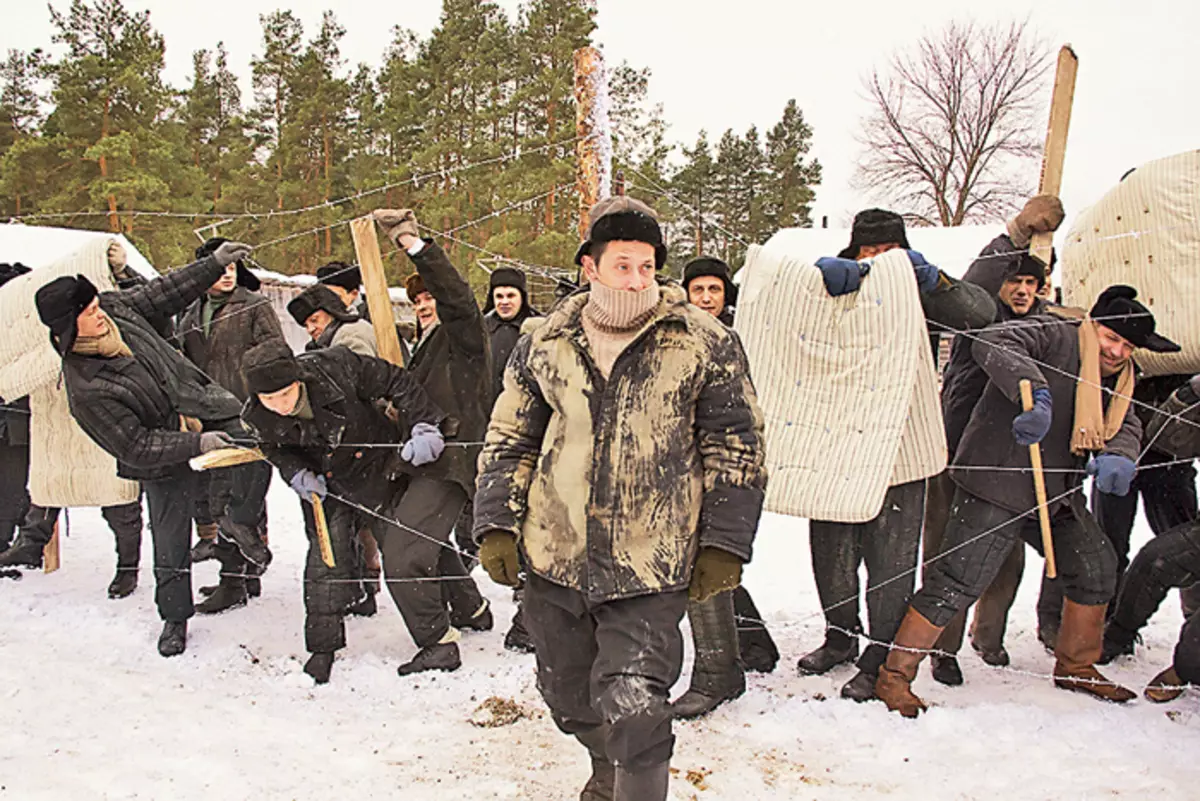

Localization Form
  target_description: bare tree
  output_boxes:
[854,19,1052,226]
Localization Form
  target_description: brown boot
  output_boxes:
[875,607,944,718]
[1144,666,1186,704]
[1052,598,1135,703]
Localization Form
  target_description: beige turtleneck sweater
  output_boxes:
[580,280,660,379]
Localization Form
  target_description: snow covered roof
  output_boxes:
[0,223,158,280]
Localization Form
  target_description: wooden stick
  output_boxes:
[43,519,60,574]
[1020,379,1057,578]
[312,493,335,569]
[189,447,266,471]
[350,216,406,367]
[1031,45,1078,267]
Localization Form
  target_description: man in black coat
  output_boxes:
[33,241,269,657]
[240,339,461,681]
[483,266,540,404]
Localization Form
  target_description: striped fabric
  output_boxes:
[736,245,946,523]
[1061,150,1200,377]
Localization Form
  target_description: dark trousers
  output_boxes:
[1175,610,1200,684]
[914,487,1117,627]
[810,479,925,674]
[0,442,30,548]
[1108,520,1200,645]
[524,573,688,771]
[18,501,143,568]
[208,460,272,529]
[924,470,1024,655]
[375,476,478,648]
[144,474,196,622]
[301,497,370,654]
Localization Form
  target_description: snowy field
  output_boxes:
[2,478,1198,800]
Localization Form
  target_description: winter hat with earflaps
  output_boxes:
[483,267,534,314]
[574,197,667,269]
[837,208,910,259]
[317,262,362,292]
[287,283,359,327]
[36,274,98,356]
[0,262,31,288]
[243,339,302,395]
[196,237,261,292]
[1089,285,1180,353]
[683,257,738,306]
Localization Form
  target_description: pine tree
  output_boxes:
[0,48,49,217]
[764,98,821,231]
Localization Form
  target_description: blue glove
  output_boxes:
[401,422,445,466]
[905,250,941,294]
[815,257,868,296]
[1012,387,1053,445]
[289,469,327,500]
[1088,454,1137,497]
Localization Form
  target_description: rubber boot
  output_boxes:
[190,522,219,563]
[196,542,248,615]
[1052,598,1136,703]
[797,628,858,675]
[576,726,614,801]
[673,590,745,719]
[613,761,669,801]
[875,607,944,718]
[108,507,142,600]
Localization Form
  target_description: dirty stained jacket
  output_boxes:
[474,284,767,603]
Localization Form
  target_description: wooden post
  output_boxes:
[1020,379,1058,578]
[350,216,405,366]
[1031,45,1079,267]
[574,46,612,240]
[312,494,335,569]
[43,520,60,574]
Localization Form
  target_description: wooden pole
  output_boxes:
[350,216,405,366]
[574,46,611,240]
[312,493,335,569]
[1031,45,1078,267]
[43,520,60,574]
[1020,379,1058,578]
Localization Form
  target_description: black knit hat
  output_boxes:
[574,197,667,269]
[287,283,358,327]
[35,274,98,355]
[837,208,910,259]
[1090,285,1180,353]
[196,237,261,292]
[317,261,361,292]
[1010,249,1055,290]
[683,257,738,307]
[0,262,31,289]
[243,340,301,395]
[483,267,530,314]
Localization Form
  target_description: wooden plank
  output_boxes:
[1031,45,1079,266]
[189,447,266,472]
[43,520,60,574]
[312,494,335,568]
[350,216,406,367]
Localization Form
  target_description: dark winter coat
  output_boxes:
[949,314,1142,515]
[474,284,767,603]
[401,241,492,496]
[941,234,1048,455]
[114,268,176,340]
[1143,378,1200,461]
[241,347,444,510]
[484,307,541,404]
[62,256,244,482]
[0,396,30,447]
[179,286,285,402]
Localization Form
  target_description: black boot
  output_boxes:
[304,652,335,684]
[451,599,494,632]
[196,542,248,614]
[576,727,614,801]
[245,562,263,598]
[931,655,964,686]
[1037,574,1063,652]
[190,522,219,563]
[109,507,141,600]
[672,590,745,720]
[734,586,780,673]
[504,596,536,653]
[840,669,877,702]
[0,530,47,568]
[107,568,138,599]
[1099,623,1138,665]
[217,515,272,568]
[797,629,859,675]
[614,761,669,801]
[970,637,1011,667]
[158,621,188,657]
[348,592,377,617]
[397,641,461,676]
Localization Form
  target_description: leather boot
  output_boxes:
[397,640,461,676]
[797,628,858,675]
[673,590,745,719]
[875,607,944,718]
[158,621,188,657]
[0,530,47,568]
[614,761,669,801]
[196,543,248,615]
[1144,666,1186,703]
[931,655,964,686]
[1037,575,1062,652]
[1053,598,1135,703]
[190,522,219,563]
[575,727,614,801]
[451,599,494,632]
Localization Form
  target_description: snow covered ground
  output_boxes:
[2,478,1198,800]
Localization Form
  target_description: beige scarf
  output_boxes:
[581,281,661,379]
[72,316,133,359]
[1072,318,1135,455]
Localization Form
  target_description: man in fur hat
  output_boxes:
[474,197,766,800]
[317,262,413,364]
[33,241,268,657]
[876,285,1178,716]
[288,283,378,358]
[683,257,738,327]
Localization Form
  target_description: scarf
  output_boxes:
[1072,318,1135,455]
[202,291,232,336]
[72,315,133,359]
[288,382,315,420]
[580,280,661,379]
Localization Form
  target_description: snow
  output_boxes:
[2,479,1198,799]
[0,223,158,280]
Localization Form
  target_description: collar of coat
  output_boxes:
[536,282,691,342]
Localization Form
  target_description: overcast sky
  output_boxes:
[4,0,1196,232]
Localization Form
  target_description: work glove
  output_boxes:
[1012,387,1053,445]
[1088,453,1137,497]
[1009,195,1065,246]
[479,531,521,587]
[688,547,743,603]
[212,241,253,267]
[373,208,420,245]
[905,250,941,294]
[107,241,127,272]
[814,257,868,297]
[289,469,328,501]
[198,431,235,453]
[401,422,445,466]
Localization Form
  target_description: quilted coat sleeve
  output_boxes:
[1102,396,1143,463]
[342,349,444,428]
[694,329,767,562]
[70,388,202,470]
[922,271,998,333]
[249,293,287,349]
[472,335,551,542]
[1145,384,1200,460]
[970,318,1054,404]
[408,241,489,362]
[119,256,227,323]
